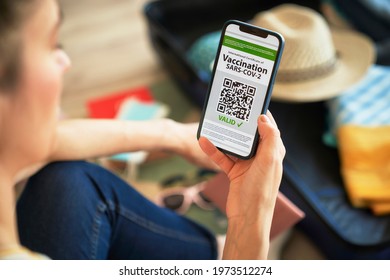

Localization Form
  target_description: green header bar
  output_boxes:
[223,35,276,61]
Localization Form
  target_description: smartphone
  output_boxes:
[197,20,284,159]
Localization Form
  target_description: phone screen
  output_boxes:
[198,21,283,159]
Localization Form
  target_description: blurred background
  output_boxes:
[58,0,390,260]
[59,0,166,118]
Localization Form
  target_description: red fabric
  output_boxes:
[86,87,154,118]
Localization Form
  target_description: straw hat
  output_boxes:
[253,4,375,102]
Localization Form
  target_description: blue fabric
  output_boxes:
[360,0,390,21]
[323,65,390,147]
[16,161,218,260]
[325,0,390,65]
[186,31,221,82]
[327,0,390,42]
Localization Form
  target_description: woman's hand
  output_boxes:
[199,111,285,259]
[164,120,220,171]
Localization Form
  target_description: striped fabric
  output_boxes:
[323,64,390,215]
[324,65,390,147]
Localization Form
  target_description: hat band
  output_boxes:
[276,56,337,83]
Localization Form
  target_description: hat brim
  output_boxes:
[271,30,375,102]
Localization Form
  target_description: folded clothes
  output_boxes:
[324,64,390,147]
[338,125,390,215]
[371,202,390,216]
[323,64,390,215]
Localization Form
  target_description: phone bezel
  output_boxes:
[197,19,285,160]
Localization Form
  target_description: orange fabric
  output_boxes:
[338,125,390,215]
[371,201,390,216]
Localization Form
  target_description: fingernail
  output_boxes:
[259,115,269,123]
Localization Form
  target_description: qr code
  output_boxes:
[216,78,256,122]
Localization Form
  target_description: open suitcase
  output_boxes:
[144,0,390,259]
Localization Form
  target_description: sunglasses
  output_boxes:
[155,183,215,214]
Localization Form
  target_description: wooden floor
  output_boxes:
[59,0,166,118]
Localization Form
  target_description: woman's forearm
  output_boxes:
[49,118,174,161]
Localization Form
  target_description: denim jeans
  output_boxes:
[17,161,218,260]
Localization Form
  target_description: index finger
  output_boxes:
[198,137,235,174]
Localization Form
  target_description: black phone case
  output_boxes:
[197,20,284,159]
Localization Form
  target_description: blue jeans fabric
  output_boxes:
[17,161,218,260]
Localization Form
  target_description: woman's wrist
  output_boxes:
[121,118,174,153]
[223,189,276,259]
[224,219,270,259]
[158,119,183,154]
